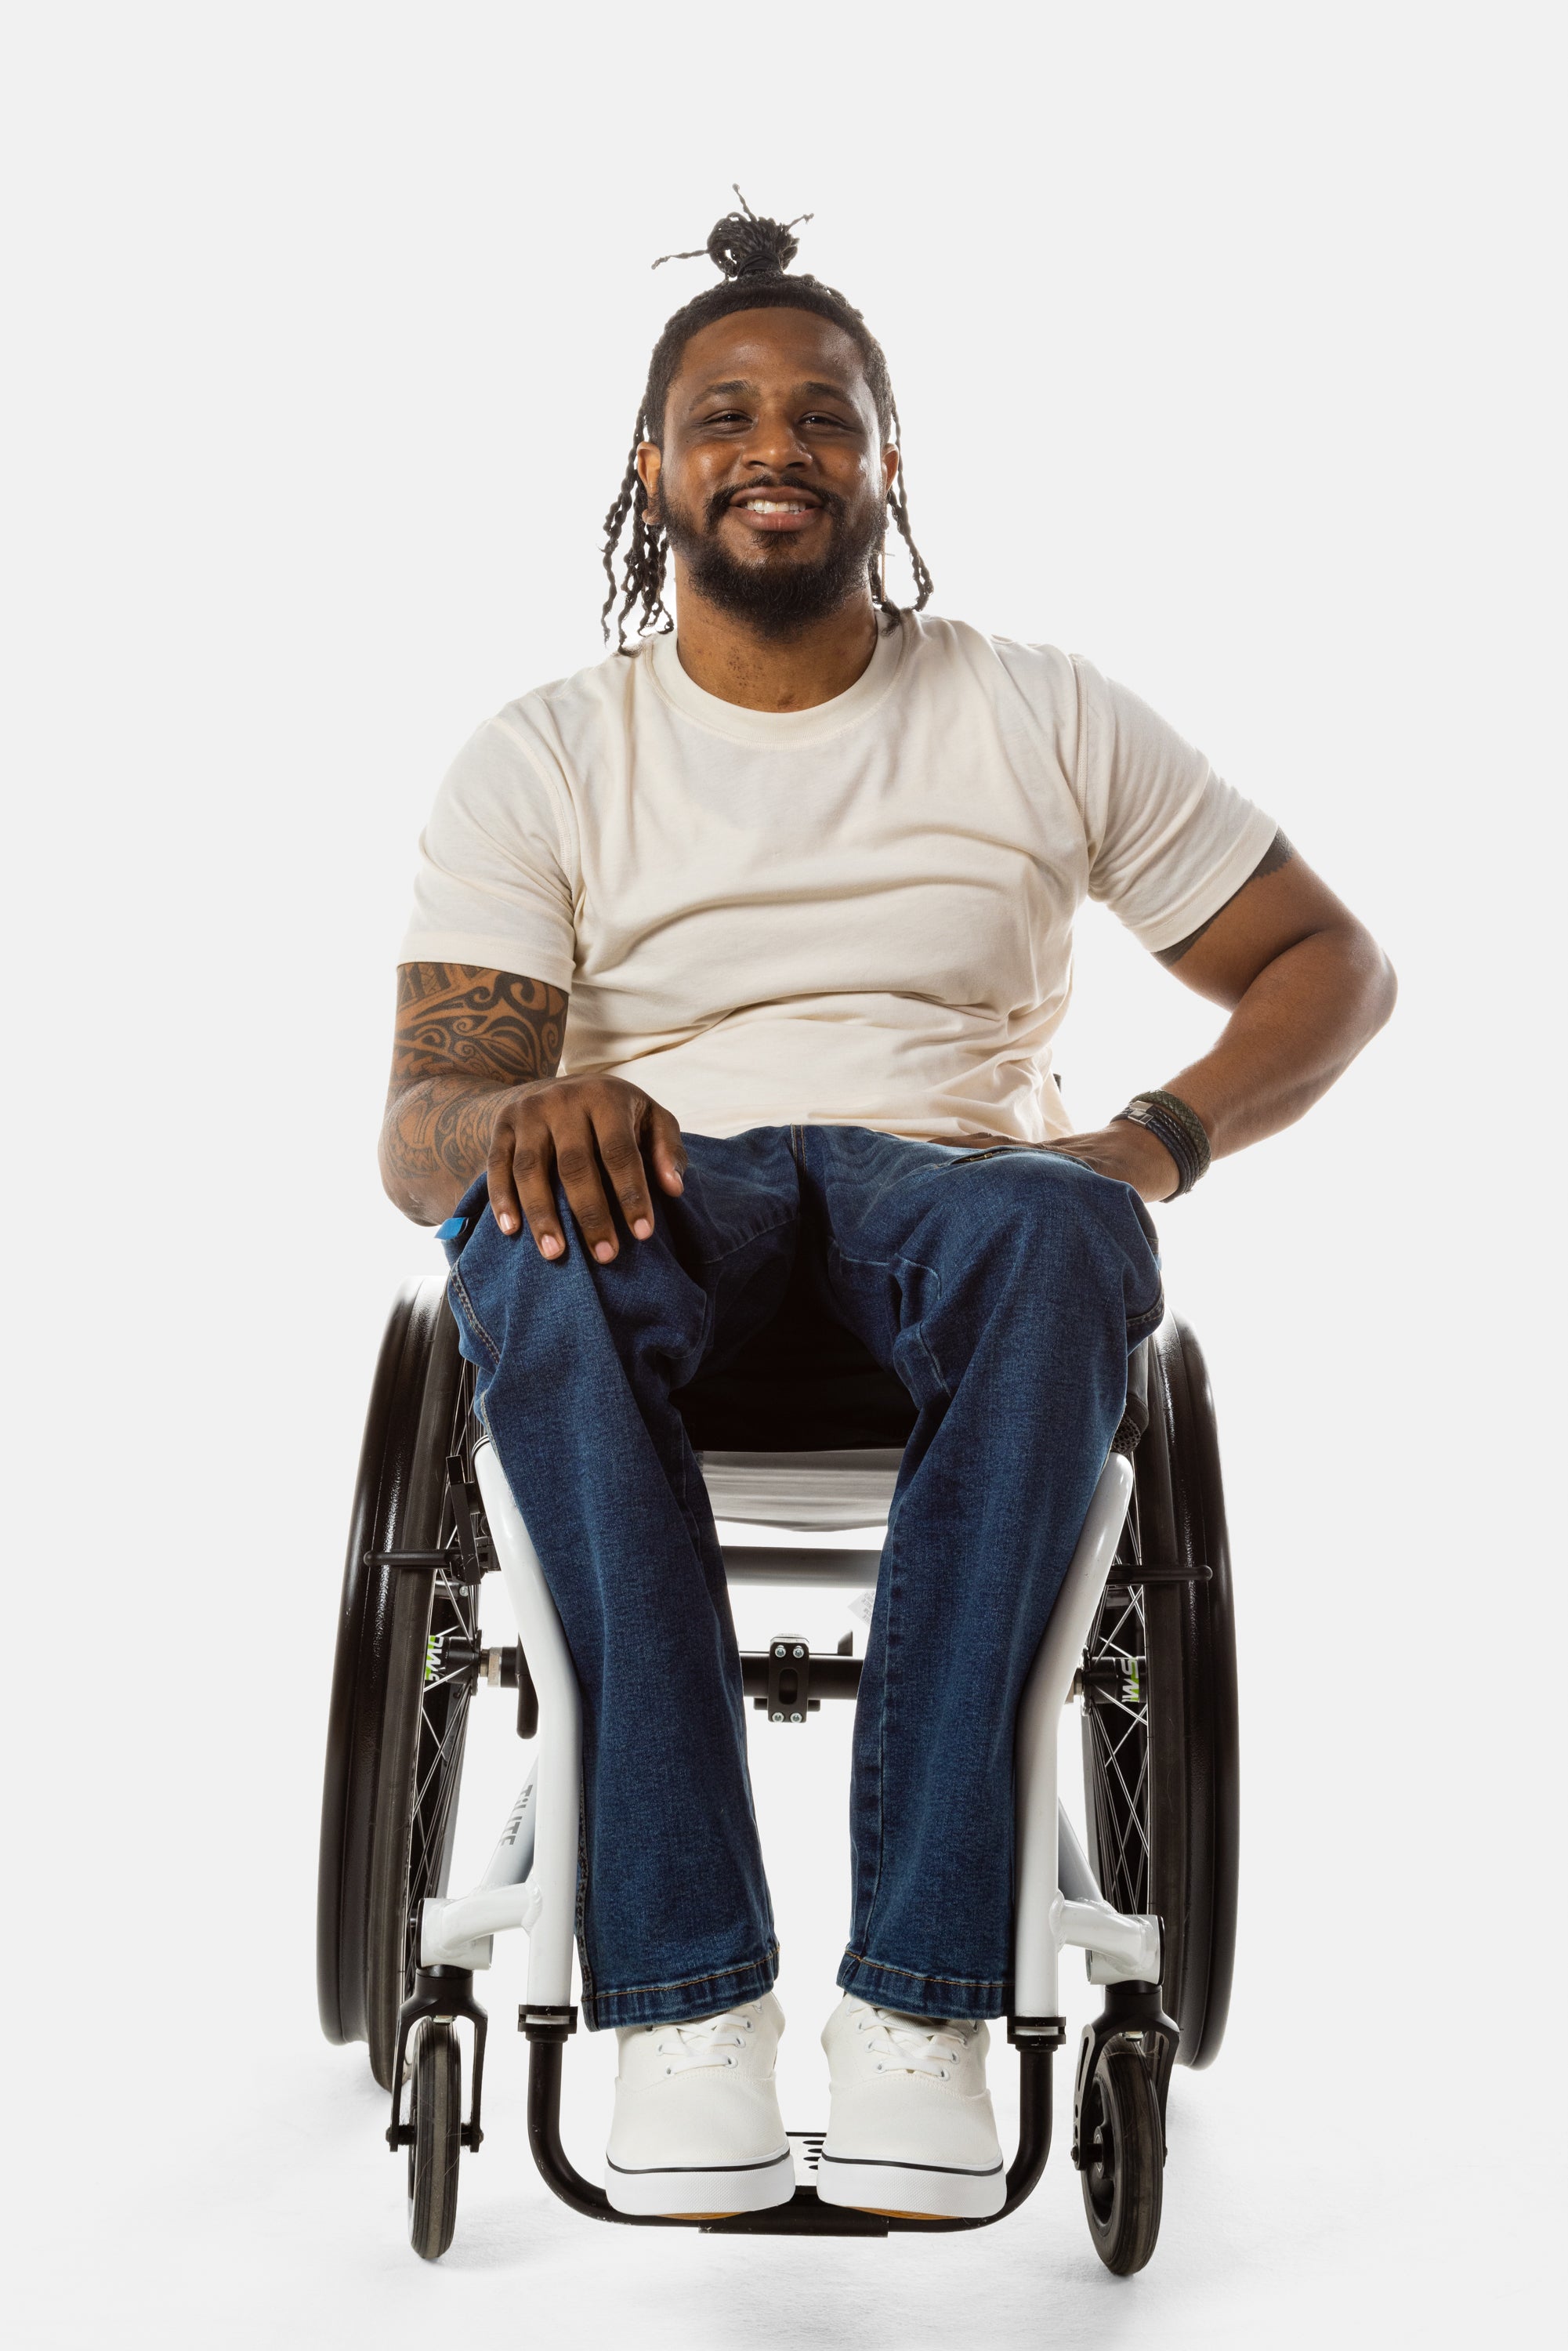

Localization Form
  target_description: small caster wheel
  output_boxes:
[1081,2044,1163,2275]
[407,2021,462,2260]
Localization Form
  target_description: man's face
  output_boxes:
[638,309,899,636]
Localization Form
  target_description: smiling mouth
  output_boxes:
[725,491,825,534]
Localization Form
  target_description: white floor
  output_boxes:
[16,1621,1544,2351]
[16,1963,1532,2351]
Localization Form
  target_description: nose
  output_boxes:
[740,408,811,476]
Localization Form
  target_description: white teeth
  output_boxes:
[740,499,809,513]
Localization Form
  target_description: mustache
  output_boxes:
[704,479,849,531]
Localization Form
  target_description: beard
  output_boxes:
[657,476,884,639]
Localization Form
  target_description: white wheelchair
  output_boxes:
[317,1264,1238,2273]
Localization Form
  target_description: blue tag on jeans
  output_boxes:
[435,1215,468,1243]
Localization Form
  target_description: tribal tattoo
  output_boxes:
[382,963,568,1219]
[1155,829,1295,968]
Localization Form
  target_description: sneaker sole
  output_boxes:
[815,2152,1006,2221]
[605,2147,795,2218]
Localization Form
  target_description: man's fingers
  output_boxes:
[485,1122,527,1240]
[485,1081,684,1262]
[647,1104,688,1196]
[595,1105,658,1242]
[552,1125,621,1262]
[506,1128,567,1259]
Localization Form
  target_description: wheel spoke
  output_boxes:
[1086,1566,1152,1914]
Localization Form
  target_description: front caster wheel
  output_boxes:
[1081,2045,1163,2275]
[407,2022,462,2260]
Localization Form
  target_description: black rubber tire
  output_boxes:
[407,2021,462,2262]
[1080,2045,1164,2275]
[1081,1316,1240,2068]
[317,1278,481,2088]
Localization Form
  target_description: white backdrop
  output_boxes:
[5,5,1563,2345]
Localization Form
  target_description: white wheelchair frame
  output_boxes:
[395,1432,1178,2240]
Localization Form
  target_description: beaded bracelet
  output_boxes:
[1114,1089,1213,1197]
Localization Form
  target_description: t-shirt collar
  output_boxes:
[646,612,906,744]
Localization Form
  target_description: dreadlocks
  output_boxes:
[600,190,934,650]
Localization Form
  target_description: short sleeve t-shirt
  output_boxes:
[400,612,1275,1143]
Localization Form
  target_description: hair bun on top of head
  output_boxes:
[654,185,813,280]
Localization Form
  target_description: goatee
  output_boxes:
[659,481,884,639]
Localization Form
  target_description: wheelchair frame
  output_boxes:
[388,1438,1178,2241]
[322,1279,1234,2269]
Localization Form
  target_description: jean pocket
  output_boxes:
[939,1141,1052,1168]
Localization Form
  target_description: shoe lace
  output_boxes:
[857,2008,970,2080]
[652,2008,755,2076]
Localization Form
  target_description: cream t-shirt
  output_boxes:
[400,613,1275,1143]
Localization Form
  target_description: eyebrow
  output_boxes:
[688,377,860,405]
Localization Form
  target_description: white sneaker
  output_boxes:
[604,1993,794,2216]
[816,1994,1006,2219]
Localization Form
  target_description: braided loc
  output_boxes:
[600,189,934,650]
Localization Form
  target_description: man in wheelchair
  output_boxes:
[378,202,1394,2224]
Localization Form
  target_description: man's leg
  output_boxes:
[802,1126,1164,2023]
[444,1126,800,2031]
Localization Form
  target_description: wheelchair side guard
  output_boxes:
[388,1965,490,2155]
[1070,1978,1180,2168]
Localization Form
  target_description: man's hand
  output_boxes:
[487,1074,687,1262]
[959,1125,1182,1201]
[378,965,692,1250]
[1044,1123,1182,1202]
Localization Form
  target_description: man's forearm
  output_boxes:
[381,965,569,1226]
[1162,922,1396,1158]
[380,1078,511,1226]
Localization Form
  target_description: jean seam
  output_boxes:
[589,1944,780,2008]
[448,1266,500,1367]
[685,1210,799,1273]
[860,1527,893,1947]
[842,1953,1009,1991]
[830,1243,952,1403]
[672,1288,716,1531]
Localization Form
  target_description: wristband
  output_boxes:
[1114,1089,1212,1197]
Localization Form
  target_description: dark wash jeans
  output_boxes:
[443,1125,1163,2030]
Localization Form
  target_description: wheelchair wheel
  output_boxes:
[407,2021,462,2261]
[1081,1317,1240,2068]
[317,1277,482,2089]
[1080,2045,1163,2275]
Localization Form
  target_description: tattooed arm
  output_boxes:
[1041,831,1396,1201]
[381,965,567,1224]
[382,963,686,1257]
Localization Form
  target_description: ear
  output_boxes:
[882,444,900,497]
[636,442,662,517]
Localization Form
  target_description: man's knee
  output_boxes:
[918,1151,1161,1322]
[450,1192,709,1390]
